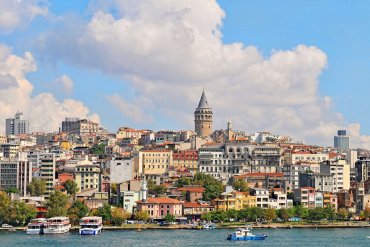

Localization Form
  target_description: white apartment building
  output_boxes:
[38,153,56,198]
[320,159,350,192]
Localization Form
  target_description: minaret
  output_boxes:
[227,120,234,141]
[141,177,147,202]
[194,90,213,137]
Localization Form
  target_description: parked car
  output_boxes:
[1,224,13,228]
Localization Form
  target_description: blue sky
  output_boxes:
[1,0,370,146]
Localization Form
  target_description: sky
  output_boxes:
[1,0,370,148]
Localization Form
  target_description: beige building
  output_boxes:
[139,150,173,176]
[39,153,56,198]
[194,90,213,138]
[69,119,99,136]
[320,159,350,192]
[75,164,101,192]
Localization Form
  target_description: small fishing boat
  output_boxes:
[226,227,267,241]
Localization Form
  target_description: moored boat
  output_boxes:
[226,227,267,241]
[44,217,71,234]
[79,216,103,235]
[26,218,47,235]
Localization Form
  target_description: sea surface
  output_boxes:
[0,228,369,247]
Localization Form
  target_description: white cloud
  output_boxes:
[107,93,153,124]
[37,0,370,148]
[0,0,48,33]
[51,75,74,95]
[0,44,99,134]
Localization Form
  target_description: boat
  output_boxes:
[44,217,71,234]
[226,227,267,241]
[203,223,217,230]
[79,217,103,235]
[26,218,47,235]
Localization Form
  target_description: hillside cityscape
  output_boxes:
[0,90,369,227]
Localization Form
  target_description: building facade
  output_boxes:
[5,112,29,136]
[334,129,349,151]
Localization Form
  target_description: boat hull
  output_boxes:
[227,234,267,241]
[79,227,102,235]
[44,225,71,234]
[26,229,43,235]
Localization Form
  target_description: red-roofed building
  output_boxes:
[173,150,198,172]
[137,197,183,219]
[234,173,284,190]
[183,202,214,220]
[176,186,205,202]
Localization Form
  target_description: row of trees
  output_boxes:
[201,206,370,223]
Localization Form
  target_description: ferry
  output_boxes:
[44,217,71,234]
[226,227,267,241]
[26,218,47,235]
[79,217,103,235]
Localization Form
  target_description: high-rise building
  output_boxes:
[334,129,349,151]
[61,117,80,133]
[0,157,32,196]
[38,153,56,198]
[194,90,213,137]
[5,112,29,136]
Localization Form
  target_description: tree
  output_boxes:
[232,179,249,192]
[111,208,131,225]
[337,208,348,221]
[8,200,36,226]
[27,178,46,196]
[46,191,69,218]
[164,213,175,223]
[307,207,325,222]
[264,208,277,223]
[294,205,308,219]
[95,204,112,223]
[111,183,118,194]
[134,210,150,222]
[277,208,291,222]
[201,212,212,222]
[64,180,78,197]
[5,187,20,194]
[0,192,11,224]
[192,173,224,201]
[363,206,370,221]
[249,207,264,222]
[90,143,106,155]
[238,208,252,222]
[176,177,192,187]
[148,179,167,196]
[324,206,336,222]
[226,209,239,221]
[68,200,89,225]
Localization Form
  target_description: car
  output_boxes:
[1,224,13,228]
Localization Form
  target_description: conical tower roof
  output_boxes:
[197,90,210,109]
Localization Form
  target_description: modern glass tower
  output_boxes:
[334,129,349,151]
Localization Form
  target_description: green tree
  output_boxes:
[5,187,20,194]
[238,208,252,222]
[249,207,264,222]
[0,192,11,223]
[91,143,106,155]
[363,206,370,221]
[307,207,325,222]
[226,209,239,221]
[111,208,131,225]
[46,191,69,218]
[68,200,89,225]
[277,208,291,222]
[294,205,308,219]
[337,208,348,221]
[232,179,249,192]
[164,213,176,222]
[264,208,277,223]
[64,179,79,197]
[201,212,212,222]
[8,200,36,226]
[95,204,112,223]
[175,177,192,187]
[27,178,46,196]
[324,206,336,222]
[148,179,167,196]
[134,210,150,222]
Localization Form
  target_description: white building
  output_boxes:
[252,188,270,209]
[320,159,350,192]
[109,157,135,184]
[38,153,56,198]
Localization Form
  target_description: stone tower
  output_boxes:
[194,90,213,137]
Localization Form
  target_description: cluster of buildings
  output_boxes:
[0,91,370,220]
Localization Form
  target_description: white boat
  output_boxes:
[44,217,71,234]
[79,217,103,235]
[26,218,47,235]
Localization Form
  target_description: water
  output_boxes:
[0,228,369,247]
